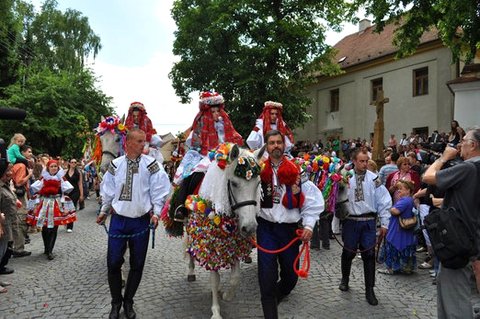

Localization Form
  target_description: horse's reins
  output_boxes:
[226,178,310,277]
[102,150,119,160]
[98,206,156,249]
[250,229,310,278]
[227,180,258,211]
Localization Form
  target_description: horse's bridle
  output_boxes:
[102,150,118,160]
[227,180,258,212]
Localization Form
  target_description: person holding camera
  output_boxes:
[10,144,33,257]
[423,127,480,319]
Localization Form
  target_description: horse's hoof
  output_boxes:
[187,274,196,282]
[222,291,235,301]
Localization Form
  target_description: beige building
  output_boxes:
[295,20,459,143]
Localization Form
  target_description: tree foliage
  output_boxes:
[353,0,480,63]
[0,0,113,158]
[169,0,356,136]
[1,68,113,157]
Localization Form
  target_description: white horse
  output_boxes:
[181,144,264,319]
[93,115,127,174]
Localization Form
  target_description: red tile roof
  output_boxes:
[333,21,440,69]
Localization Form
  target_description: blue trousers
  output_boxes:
[107,213,150,304]
[257,217,300,304]
[342,219,376,258]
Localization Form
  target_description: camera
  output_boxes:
[419,142,462,167]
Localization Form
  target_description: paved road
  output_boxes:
[1,198,442,318]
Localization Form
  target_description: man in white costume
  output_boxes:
[97,128,171,319]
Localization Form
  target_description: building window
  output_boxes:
[413,67,428,96]
[330,89,339,112]
[371,78,383,102]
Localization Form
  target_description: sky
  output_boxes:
[31,0,360,136]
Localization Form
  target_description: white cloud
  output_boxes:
[91,51,198,136]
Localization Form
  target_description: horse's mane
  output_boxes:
[198,148,253,217]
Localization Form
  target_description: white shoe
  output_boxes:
[418,262,433,269]
[66,229,73,233]
[430,272,436,278]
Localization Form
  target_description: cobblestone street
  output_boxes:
[1,198,439,319]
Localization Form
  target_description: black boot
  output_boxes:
[108,271,124,317]
[123,269,142,319]
[123,301,136,319]
[0,243,13,271]
[363,257,378,306]
[261,300,278,319]
[339,252,353,291]
[41,229,48,254]
[45,227,58,260]
[108,302,122,319]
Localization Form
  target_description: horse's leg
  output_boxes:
[222,259,240,301]
[184,228,196,282]
[210,271,222,319]
[187,255,196,282]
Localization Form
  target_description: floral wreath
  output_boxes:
[185,195,252,271]
[208,143,260,180]
[95,115,127,136]
[208,143,232,169]
[234,156,261,181]
[92,116,128,165]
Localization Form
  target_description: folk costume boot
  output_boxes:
[123,301,136,319]
[123,270,143,319]
[339,252,353,291]
[108,302,122,319]
[108,272,123,319]
[261,300,278,319]
[363,257,378,306]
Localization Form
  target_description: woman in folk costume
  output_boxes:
[124,101,157,148]
[26,160,76,260]
[172,90,243,221]
[246,101,294,152]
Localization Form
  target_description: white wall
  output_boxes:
[296,47,455,142]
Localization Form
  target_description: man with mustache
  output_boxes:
[257,130,324,319]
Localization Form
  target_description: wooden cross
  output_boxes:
[370,90,389,122]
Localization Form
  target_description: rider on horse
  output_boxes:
[172,90,243,222]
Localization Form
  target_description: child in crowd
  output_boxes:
[7,133,29,167]
[378,180,417,274]
[26,160,76,260]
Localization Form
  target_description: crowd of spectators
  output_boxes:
[0,132,99,293]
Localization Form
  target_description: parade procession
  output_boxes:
[1,1,480,319]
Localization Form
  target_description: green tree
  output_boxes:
[30,0,101,72]
[169,0,355,136]
[1,68,113,157]
[352,0,480,63]
[0,0,112,157]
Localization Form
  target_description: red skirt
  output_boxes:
[26,196,77,228]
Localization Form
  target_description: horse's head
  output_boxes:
[334,164,353,219]
[94,115,127,174]
[199,144,265,238]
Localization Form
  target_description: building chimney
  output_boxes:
[359,19,371,33]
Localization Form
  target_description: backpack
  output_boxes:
[423,162,480,269]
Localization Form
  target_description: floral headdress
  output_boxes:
[92,116,128,165]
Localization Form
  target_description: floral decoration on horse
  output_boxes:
[295,154,351,213]
[92,115,128,171]
[185,195,253,271]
